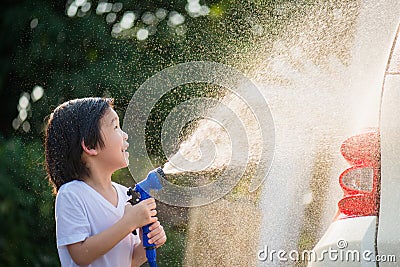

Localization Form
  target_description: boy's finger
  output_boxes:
[147,225,162,238]
[149,231,166,245]
[148,225,164,238]
[142,198,155,204]
[149,221,160,231]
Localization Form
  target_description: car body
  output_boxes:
[309,24,400,266]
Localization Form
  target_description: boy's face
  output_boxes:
[96,107,129,171]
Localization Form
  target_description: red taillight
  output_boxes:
[335,129,380,220]
[338,194,377,217]
[339,166,376,194]
[340,130,380,167]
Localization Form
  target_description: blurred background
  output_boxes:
[0,0,310,266]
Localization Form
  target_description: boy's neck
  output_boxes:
[84,177,113,191]
[83,172,118,208]
[83,166,114,191]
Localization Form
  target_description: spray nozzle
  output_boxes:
[156,167,167,180]
[135,168,164,195]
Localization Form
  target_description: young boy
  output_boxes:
[45,97,166,266]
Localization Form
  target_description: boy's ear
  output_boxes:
[81,139,98,156]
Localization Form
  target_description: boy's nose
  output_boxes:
[122,130,128,140]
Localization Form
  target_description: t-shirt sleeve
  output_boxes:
[55,190,91,248]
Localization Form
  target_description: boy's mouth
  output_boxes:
[122,147,129,165]
[122,144,129,155]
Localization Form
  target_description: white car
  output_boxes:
[309,24,400,266]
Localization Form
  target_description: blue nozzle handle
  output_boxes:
[127,167,164,267]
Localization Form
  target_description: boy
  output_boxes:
[45,97,166,266]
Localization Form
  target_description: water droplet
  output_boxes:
[67,3,78,17]
[142,12,156,25]
[19,109,28,121]
[19,93,30,109]
[12,118,21,130]
[136,28,149,41]
[112,2,123,13]
[81,2,91,13]
[168,12,185,27]
[96,2,112,15]
[106,13,117,24]
[32,85,44,102]
[120,12,135,29]
[30,18,38,29]
[22,121,31,132]
[155,8,168,20]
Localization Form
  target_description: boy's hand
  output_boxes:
[147,221,167,248]
[124,198,158,230]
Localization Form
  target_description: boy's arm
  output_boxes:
[67,199,157,266]
[131,242,147,267]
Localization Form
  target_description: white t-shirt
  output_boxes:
[55,180,140,267]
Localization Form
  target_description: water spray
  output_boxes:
[127,167,165,267]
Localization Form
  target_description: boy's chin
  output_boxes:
[122,151,129,166]
[120,158,129,168]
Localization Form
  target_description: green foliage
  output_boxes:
[1,0,303,138]
[0,136,57,266]
[157,224,188,267]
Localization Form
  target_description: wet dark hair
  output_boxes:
[45,97,114,193]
